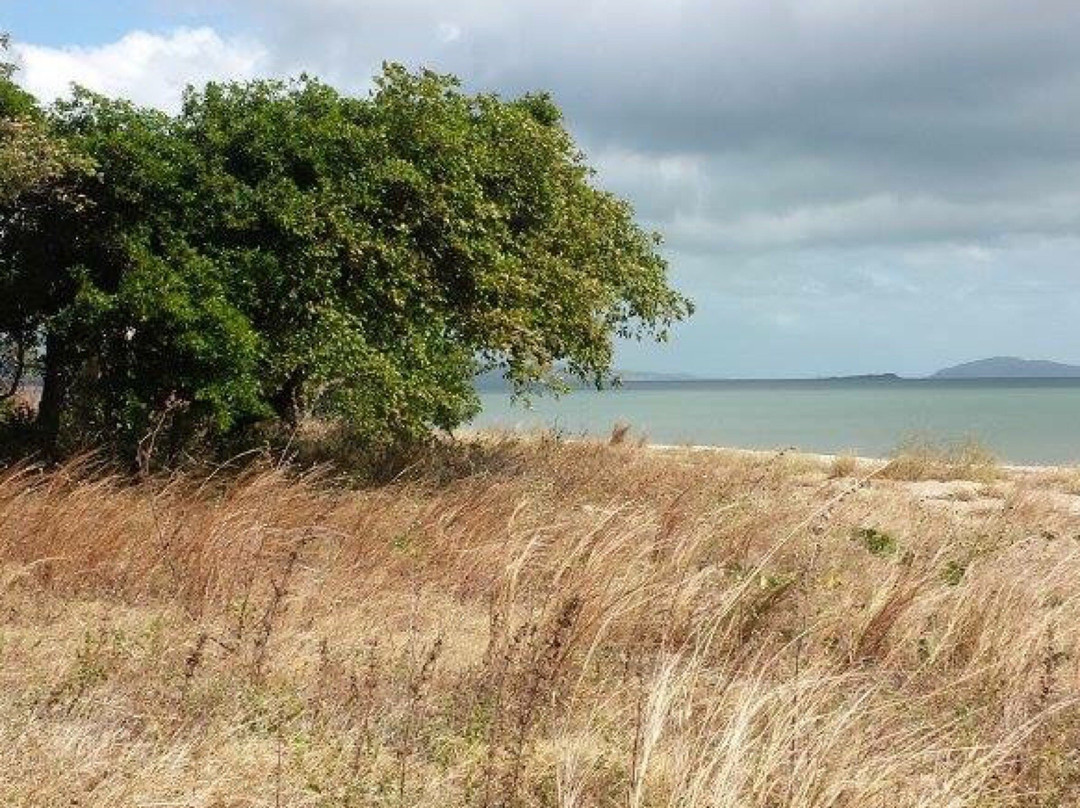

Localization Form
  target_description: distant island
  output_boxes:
[474,358,1080,389]
[932,357,1080,379]
[820,373,902,382]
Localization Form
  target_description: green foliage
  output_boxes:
[0,34,63,200]
[0,66,691,462]
[1,33,94,406]
[0,33,33,115]
[851,526,898,558]
[942,560,967,586]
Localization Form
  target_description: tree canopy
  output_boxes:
[1,34,85,203]
[1,63,692,461]
[1,35,93,406]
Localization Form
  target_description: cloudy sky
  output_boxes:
[4,0,1080,377]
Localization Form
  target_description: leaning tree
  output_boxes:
[2,65,692,460]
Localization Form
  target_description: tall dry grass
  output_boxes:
[1,436,1079,806]
[881,435,1001,482]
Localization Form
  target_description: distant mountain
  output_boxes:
[932,357,1080,379]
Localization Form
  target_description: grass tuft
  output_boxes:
[881,434,1000,482]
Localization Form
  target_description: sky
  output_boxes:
[4,0,1080,378]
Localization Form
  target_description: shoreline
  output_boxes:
[465,429,1080,517]
[463,429,1068,474]
[645,442,1058,474]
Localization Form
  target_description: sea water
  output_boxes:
[470,379,1080,465]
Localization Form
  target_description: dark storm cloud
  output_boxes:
[222,0,1080,253]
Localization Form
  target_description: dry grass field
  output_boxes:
[3,434,1080,807]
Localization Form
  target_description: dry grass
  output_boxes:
[1039,466,1080,496]
[881,435,1001,483]
[827,452,860,478]
[2,436,1080,807]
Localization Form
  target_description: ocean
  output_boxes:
[470,378,1080,465]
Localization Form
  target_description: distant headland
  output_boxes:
[931,357,1080,379]
[474,358,1080,389]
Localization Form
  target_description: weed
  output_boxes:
[851,526,898,558]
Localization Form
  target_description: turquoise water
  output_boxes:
[471,379,1080,465]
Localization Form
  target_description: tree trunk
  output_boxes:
[270,369,305,429]
[0,331,27,401]
[35,329,68,457]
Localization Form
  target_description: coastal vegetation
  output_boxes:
[3,435,1080,806]
[0,39,690,465]
[880,435,1001,483]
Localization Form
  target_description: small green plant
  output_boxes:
[851,526,898,558]
[942,560,967,586]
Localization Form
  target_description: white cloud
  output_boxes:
[14,28,268,111]
[436,23,462,44]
